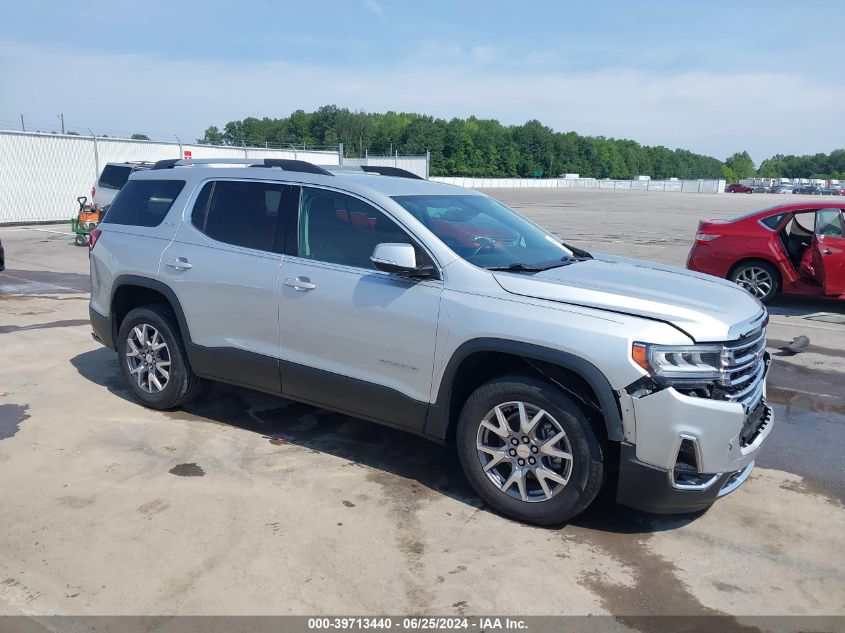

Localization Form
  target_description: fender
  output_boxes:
[424,338,624,442]
[109,274,194,353]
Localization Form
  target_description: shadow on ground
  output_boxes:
[765,294,845,318]
[70,346,700,534]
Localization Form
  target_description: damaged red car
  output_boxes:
[687,203,845,303]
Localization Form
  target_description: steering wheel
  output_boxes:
[469,237,498,257]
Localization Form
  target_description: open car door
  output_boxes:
[812,208,845,296]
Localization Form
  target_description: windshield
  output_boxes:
[392,194,575,269]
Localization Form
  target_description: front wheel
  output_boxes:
[456,376,604,525]
[729,261,780,303]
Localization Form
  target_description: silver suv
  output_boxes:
[88,158,773,525]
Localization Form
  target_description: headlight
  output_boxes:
[632,342,723,381]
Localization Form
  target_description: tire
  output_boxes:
[456,376,604,526]
[728,260,780,304]
[75,234,87,246]
[116,304,204,410]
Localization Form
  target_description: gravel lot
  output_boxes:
[0,189,843,626]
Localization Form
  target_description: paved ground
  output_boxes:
[0,189,843,624]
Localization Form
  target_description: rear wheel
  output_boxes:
[729,261,780,303]
[456,376,604,525]
[117,305,203,409]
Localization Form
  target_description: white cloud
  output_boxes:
[470,46,497,64]
[0,42,842,162]
[364,0,383,16]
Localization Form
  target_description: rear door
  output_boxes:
[812,208,845,295]
[277,186,443,431]
[160,179,297,392]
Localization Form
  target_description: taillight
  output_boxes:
[88,228,102,250]
[695,233,720,244]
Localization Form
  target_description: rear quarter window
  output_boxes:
[98,165,132,190]
[101,180,185,228]
[760,213,787,230]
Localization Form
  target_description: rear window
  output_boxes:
[101,180,185,227]
[98,165,133,190]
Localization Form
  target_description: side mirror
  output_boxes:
[371,243,435,278]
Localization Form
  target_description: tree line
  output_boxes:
[198,105,844,180]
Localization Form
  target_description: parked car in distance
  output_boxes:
[770,185,794,194]
[752,185,771,193]
[820,186,845,196]
[726,183,753,193]
[89,162,155,209]
[89,157,773,525]
[793,184,822,195]
[687,202,845,303]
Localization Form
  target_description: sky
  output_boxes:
[1,0,843,163]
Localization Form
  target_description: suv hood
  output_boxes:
[492,254,764,342]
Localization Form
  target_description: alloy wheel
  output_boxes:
[734,266,773,299]
[476,401,573,502]
[125,323,171,393]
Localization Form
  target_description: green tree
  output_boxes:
[130,133,150,140]
[724,151,755,180]
[198,126,224,145]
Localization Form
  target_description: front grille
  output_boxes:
[712,327,768,411]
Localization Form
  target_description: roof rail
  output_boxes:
[150,157,334,176]
[359,165,424,180]
[257,159,333,176]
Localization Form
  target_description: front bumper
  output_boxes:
[617,443,756,514]
[616,354,773,514]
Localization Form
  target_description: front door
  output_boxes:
[277,186,443,431]
[812,208,845,295]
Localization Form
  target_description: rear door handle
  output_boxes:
[166,257,193,270]
[283,276,316,291]
[822,248,832,255]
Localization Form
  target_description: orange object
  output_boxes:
[631,343,650,371]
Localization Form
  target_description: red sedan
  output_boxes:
[725,183,754,193]
[687,202,845,303]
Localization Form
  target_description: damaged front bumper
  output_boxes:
[615,353,773,514]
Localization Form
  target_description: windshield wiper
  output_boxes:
[535,255,590,270]
[484,262,545,272]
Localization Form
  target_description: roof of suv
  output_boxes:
[129,159,474,198]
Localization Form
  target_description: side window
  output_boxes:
[98,165,132,190]
[100,179,185,227]
[816,209,844,238]
[760,213,786,230]
[298,188,420,270]
[202,180,293,252]
[190,182,213,231]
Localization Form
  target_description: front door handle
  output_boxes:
[822,248,832,255]
[166,257,192,270]
[283,276,316,292]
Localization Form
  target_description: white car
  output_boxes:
[89,162,154,209]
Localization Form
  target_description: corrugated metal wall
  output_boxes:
[430,177,725,193]
[0,131,341,223]
[343,155,429,179]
